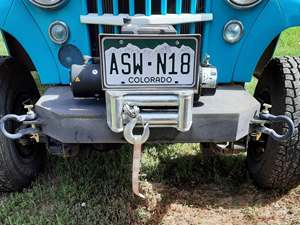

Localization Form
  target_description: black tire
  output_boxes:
[0,57,45,192]
[247,57,300,191]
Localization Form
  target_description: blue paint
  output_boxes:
[202,0,269,82]
[97,0,104,33]
[161,0,167,15]
[202,0,300,83]
[189,0,197,34]
[0,0,14,27]
[233,0,300,82]
[112,0,119,33]
[129,0,135,16]
[0,0,299,84]
[145,0,151,16]
[2,0,61,83]
[176,0,182,33]
[201,0,211,62]
[1,0,90,84]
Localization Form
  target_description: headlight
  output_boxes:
[29,0,68,9]
[227,0,262,9]
[48,21,69,44]
[223,20,244,44]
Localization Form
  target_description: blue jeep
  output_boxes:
[0,0,299,195]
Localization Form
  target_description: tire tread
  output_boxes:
[263,57,300,190]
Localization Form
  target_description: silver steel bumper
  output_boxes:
[35,86,260,144]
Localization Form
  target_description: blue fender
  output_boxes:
[202,1,270,83]
[1,0,90,84]
[0,0,14,27]
[1,1,60,83]
[233,0,300,82]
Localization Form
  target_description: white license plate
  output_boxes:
[99,35,200,89]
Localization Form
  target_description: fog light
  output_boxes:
[223,20,244,44]
[48,21,69,45]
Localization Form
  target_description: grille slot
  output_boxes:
[87,0,205,56]
[100,0,204,16]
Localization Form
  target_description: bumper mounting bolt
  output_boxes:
[262,103,272,114]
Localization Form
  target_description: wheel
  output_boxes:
[247,56,300,191]
[0,57,45,192]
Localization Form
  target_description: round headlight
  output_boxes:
[48,21,69,44]
[223,20,244,44]
[227,0,262,9]
[29,0,68,9]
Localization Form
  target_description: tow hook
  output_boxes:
[0,105,40,141]
[253,104,295,142]
[123,104,150,198]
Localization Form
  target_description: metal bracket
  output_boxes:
[257,113,295,142]
[252,104,295,142]
[0,105,39,140]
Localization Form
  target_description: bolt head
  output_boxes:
[263,103,272,109]
[262,103,272,114]
[92,69,98,75]
[24,105,34,109]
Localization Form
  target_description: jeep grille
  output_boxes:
[87,0,205,56]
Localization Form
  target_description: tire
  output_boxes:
[0,57,45,192]
[247,56,300,191]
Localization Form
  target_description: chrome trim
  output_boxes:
[200,66,218,89]
[80,13,213,26]
[124,95,179,107]
[48,21,69,45]
[29,0,69,9]
[226,0,263,9]
[223,20,244,44]
[106,90,194,133]
[138,112,178,126]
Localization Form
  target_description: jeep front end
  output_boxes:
[0,0,299,195]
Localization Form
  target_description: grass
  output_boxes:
[0,27,299,224]
[274,27,300,56]
[0,33,8,56]
[0,145,249,225]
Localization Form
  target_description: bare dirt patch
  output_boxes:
[136,182,300,225]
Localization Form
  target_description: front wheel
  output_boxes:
[247,57,300,191]
[0,57,45,192]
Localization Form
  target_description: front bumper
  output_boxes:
[35,85,260,143]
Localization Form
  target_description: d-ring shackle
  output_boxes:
[0,114,38,140]
[259,113,295,142]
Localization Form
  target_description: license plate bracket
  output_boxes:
[99,35,200,90]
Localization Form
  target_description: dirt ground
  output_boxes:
[1,145,300,225]
[135,182,300,225]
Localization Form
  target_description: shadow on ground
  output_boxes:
[0,144,294,225]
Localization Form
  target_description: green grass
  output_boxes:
[275,27,300,57]
[0,33,8,56]
[0,145,248,225]
[0,27,299,224]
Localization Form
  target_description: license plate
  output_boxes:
[99,35,200,89]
